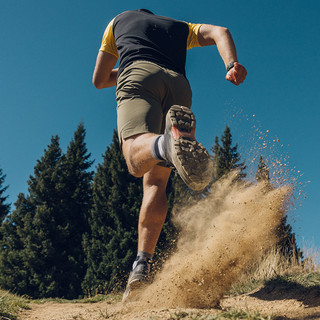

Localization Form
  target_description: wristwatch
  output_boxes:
[226,62,235,72]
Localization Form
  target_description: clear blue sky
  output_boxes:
[1,1,319,258]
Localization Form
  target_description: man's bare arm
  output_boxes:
[92,51,118,89]
[198,24,247,85]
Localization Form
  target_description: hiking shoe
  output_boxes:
[122,258,151,303]
[163,105,212,191]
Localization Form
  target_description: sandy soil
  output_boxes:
[20,285,320,320]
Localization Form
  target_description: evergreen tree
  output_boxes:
[211,126,246,181]
[59,122,94,297]
[0,135,64,297]
[82,130,143,294]
[0,168,10,223]
[255,156,302,261]
[277,215,303,261]
[256,155,270,182]
[0,125,94,298]
[0,193,36,295]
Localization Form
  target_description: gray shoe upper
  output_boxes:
[128,258,151,284]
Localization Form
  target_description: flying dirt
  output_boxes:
[124,171,291,312]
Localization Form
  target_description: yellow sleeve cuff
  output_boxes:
[99,18,119,58]
[187,23,202,50]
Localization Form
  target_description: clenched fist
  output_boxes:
[226,62,247,86]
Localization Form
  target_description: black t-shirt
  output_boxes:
[113,10,189,75]
[100,10,201,76]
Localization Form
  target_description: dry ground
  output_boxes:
[20,283,320,320]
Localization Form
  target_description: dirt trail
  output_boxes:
[20,174,320,319]
[20,290,320,319]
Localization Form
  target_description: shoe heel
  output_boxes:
[169,105,196,137]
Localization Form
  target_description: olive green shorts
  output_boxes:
[116,61,192,142]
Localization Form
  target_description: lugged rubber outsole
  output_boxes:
[165,105,212,191]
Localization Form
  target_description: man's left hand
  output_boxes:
[226,62,247,86]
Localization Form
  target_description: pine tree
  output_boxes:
[255,156,302,261]
[0,125,94,298]
[0,135,64,297]
[256,155,270,182]
[82,130,143,295]
[58,122,94,297]
[211,136,223,181]
[0,168,10,223]
[211,126,246,181]
[277,216,303,261]
[0,193,35,294]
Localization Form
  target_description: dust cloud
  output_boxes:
[136,172,291,309]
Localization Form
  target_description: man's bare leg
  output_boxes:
[138,165,172,255]
[122,106,212,301]
[122,132,170,254]
[122,136,171,301]
[122,133,161,178]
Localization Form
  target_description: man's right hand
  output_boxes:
[226,62,247,86]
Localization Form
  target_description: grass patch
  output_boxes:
[229,270,320,297]
[228,279,263,296]
[78,294,122,304]
[0,290,30,320]
[214,308,275,320]
[167,308,276,319]
[32,297,69,304]
[228,246,320,297]
[261,271,320,297]
[284,271,320,287]
[31,293,122,305]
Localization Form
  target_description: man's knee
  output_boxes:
[121,136,139,176]
[127,163,144,178]
[121,133,159,177]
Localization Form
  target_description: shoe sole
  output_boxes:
[166,105,212,191]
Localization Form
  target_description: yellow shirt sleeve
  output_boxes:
[99,18,119,58]
[186,23,202,50]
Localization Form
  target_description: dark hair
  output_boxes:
[137,9,154,15]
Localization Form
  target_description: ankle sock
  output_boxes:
[132,251,153,270]
[150,135,166,161]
